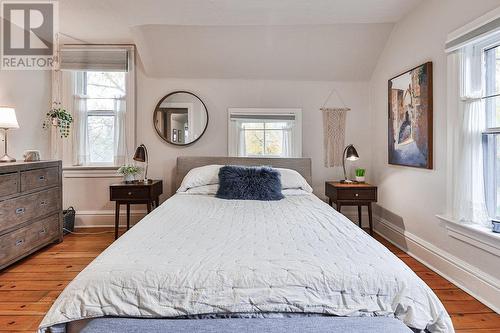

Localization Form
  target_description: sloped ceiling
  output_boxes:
[59,0,422,80]
[132,24,394,80]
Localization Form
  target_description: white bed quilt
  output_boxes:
[39,194,454,332]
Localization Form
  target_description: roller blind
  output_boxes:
[229,114,295,121]
[445,8,500,52]
[60,48,129,71]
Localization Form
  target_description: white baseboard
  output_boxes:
[374,215,500,314]
[74,210,147,228]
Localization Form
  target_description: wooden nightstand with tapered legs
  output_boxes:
[325,181,378,235]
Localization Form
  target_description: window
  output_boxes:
[59,45,135,167]
[228,108,302,157]
[75,71,126,165]
[483,45,500,218]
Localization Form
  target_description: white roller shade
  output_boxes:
[60,48,129,71]
[230,114,296,121]
[446,7,500,53]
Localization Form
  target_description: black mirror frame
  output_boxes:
[153,91,209,146]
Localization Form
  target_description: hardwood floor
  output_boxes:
[0,228,498,332]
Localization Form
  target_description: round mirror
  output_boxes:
[153,91,208,145]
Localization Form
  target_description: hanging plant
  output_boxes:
[43,102,73,138]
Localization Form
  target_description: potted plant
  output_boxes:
[117,165,142,183]
[43,102,73,138]
[355,168,366,183]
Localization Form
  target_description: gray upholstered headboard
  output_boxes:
[176,156,312,189]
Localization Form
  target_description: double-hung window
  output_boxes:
[60,46,135,167]
[483,44,500,219]
[75,71,126,165]
[228,108,302,158]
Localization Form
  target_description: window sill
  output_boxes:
[63,165,121,178]
[436,214,500,257]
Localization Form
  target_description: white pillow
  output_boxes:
[177,164,313,194]
[177,165,222,193]
[180,186,310,196]
[276,168,313,193]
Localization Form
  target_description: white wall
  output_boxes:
[62,66,372,226]
[369,0,500,311]
[137,69,371,197]
[0,70,51,159]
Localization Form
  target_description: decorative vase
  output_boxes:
[123,174,135,183]
[52,118,59,126]
[355,176,365,183]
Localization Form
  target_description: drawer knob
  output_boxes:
[128,192,132,196]
[38,175,46,181]
[15,239,24,246]
[355,193,359,197]
[15,207,25,215]
[40,201,47,206]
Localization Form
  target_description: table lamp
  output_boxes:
[0,107,19,162]
[133,144,149,182]
[341,144,359,183]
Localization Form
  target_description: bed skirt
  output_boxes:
[47,317,414,333]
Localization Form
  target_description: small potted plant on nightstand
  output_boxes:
[117,165,142,183]
[355,168,366,183]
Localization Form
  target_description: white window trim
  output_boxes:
[227,108,302,158]
[436,215,500,257]
[123,46,136,165]
[62,165,121,178]
[444,24,500,234]
[61,45,136,173]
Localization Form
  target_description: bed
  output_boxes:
[39,157,454,333]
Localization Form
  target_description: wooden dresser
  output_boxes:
[0,161,63,270]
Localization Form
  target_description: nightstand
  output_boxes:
[110,180,163,239]
[325,181,377,235]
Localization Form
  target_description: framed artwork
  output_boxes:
[388,62,433,169]
[172,129,178,142]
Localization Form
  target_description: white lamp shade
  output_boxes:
[0,107,19,128]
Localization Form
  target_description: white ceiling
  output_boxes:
[132,24,394,81]
[59,0,422,80]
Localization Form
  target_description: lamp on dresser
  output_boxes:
[0,106,19,162]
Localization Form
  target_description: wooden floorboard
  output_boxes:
[0,228,497,332]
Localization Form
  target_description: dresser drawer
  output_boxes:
[25,214,60,246]
[110,187,150,200]
[0,214,59,267]
[336,188,377,201]
[21,167,59,192]
[0,187,61,234]
[0,172,19,198]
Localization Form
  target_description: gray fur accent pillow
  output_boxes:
[216,165,284,201]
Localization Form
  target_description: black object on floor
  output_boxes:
[63,206,76,235]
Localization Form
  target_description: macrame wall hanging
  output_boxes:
[320,88,350,167]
